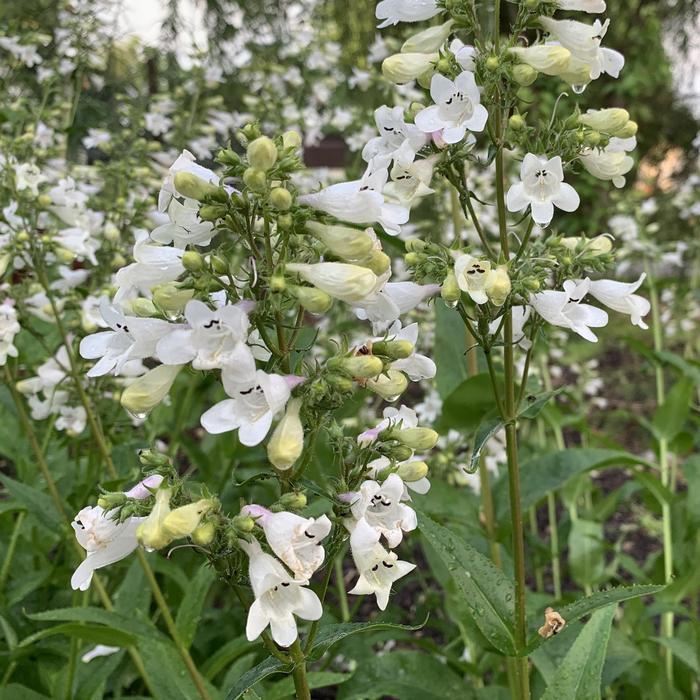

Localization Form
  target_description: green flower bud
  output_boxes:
[509,114,526,130]
[37,194,52,207]
[270,187,293,210]
[153,284,195,315]
[306,221,376,260]
[247,136,278,170]
[97,492,127,509]
[199,204,227,221]
[182,250,204,272]
[579,108,630,134]
[382,52,438,85]
[56,248,76,264]
[441,272,461,305]
[16,231,29,243]
[277,213,293,229]
[616,120,638,138]
[243,167,267,192]
[121,365,183,417]
[512,64,538,86]
[393,428,439,451]
[129,298,158,317]
[327,374,354,392]
[397,460,430,482]
[378,444,414,462]
[173,171,219,201]
[277,491,307,510]
[401,19,454,53]
[485,265,511,306]
[365,370,409,402]
[584,130,602,147]
[405,238,426,252]
[242,123,261,141]
[136,488,173,549]
[218,149,241,166]
[192,521,216,545]
[485,55,500,71]
[210,255,229,275]
[111,253,126,269]
[330,355,384,378]
[282,130,302,150]
[523,277,541,292]
[371,339,414,360]
[363,249,391,276]
[405,251,423,266]
[267,398,304,470]
[162,499,217,538]
[138,448,172,467]
[289,285,333,314]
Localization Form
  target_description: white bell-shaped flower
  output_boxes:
[151,198,215,248]
[362,106,427,166]
[415,71,489,144]
[348,518,415,610]
[375,0,441,29]
[241,538,322,648]
[584,274,650,329]
[506,153,580,226]
[580,137,635,188]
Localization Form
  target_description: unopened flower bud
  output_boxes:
[97,492,127,509]
[56,248,76,264]
[330,355,384,378]
[37,194,52,207]
[282,130,302,150]
[277,491,307,510]
[173,171,219,201]
[162,499,217,538]
[512,64,538,86]
[153,284,195,315]
[305,221,375,260]
[129,298,158,317]
[243,168,267,192]
[210,255,229,275]
[405,238,426,253]
[441,272,461,305]
[382,52,438,85]
[485,55,500,71]
[365,370,408,402]
[485,266,511,306]
[247,136,278,171]
[509,114,526,130]
[270,187,292,210]
[327,374,354,392]
[285,262,377,303]
[616,120,638,138]
[588,234,613,255]
[104,222,120,242]
[192,521,216,545]
[270,275,287,292]
[241,123,261,141]
[138,448,172,467]
[277,213,293,229]
[405,251,423,266]
[371,339,414,360]
[579,108,630,135]
[394,428,439,451]
[584,130,602,147]
[182,251,204,272]
[233,514,256,533]
[384,444,414,462]
[289,285,333,314]
[401,19,454,53]
[136,488,172,549]
[267,398,304,470]
[121,365,183,417]
[397,460,430,482]
[509,45,570,76]
[199,204,227,221]
[363,249,391,275]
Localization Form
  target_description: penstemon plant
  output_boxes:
[3,1,698,699]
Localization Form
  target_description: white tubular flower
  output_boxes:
[382,52,438,85]
[120,364,184,416]
[401,19,454,53]
[200,360,293,446]
[556,0,606,12]
[362,105,428,165]
[71,506,144,591]
[508,45,572,76]
[530,279,608,342]
[380,321,436,380]
[286,262,378,304]
[384,153,437,205]
[358,404,420,445]
[580,137,635,188]
[375,0,441,29]
[506,153,580,226]
[150,198,215,248]
[156,300,251,370]
[305,221,377,261]
[353,271,441,329]
[579,108,630,134]
[366,456,431,497]
[348,517,415,610]
[245,508,332,581]
[585,274,650,329]
[489,306,533,350]
[450,39,477,71]
[539,17,624,80]
[114,232,185,303]
[298,162,409,235]
[350,473,417,548]
[415,71,489,144]
[267,398,304,470]
[79,298,172,378]
[158,149,220,212]
[81,645,121,663]
[453,254,492,305]
[241,538,322,648]
[0,301,20,366]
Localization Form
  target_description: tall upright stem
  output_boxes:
[646,261,674,683]
[289,640,311,700]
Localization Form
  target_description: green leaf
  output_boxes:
[0,473,61,530]
[224,656,291,700]
[308,618,427,661]
[437,373,499,433]
[651,377,694,441]
[495,449,651,517]
[336,650,473,699]
[633,470,675,506]
[418,512,516,655]
[685,455,700,529]
[175,563,216,648]
[0,685,50,700]
[18,622,135,649]
[526,585,664,652]
[266,671,352,700]
[201,636,250,680]
[540,605,616,700]
[519,389,563,419]
[655,350,700,385]
[434,302,469,399]
[26,606,164,642]
[653,637,700,673]
[568,519,605,590]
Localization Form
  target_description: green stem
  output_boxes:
[289,640,311,700]
[528,507,543,593]
[0,510,26,591]
[334,555,350,622]
[646,260,674,683]
[304,555,336,653]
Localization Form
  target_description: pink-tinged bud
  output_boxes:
[337,492,358,504]
[235,299,257,314]
[431,131,447,149]
[358,426,382,445]
[284,375,306,390]
[241,504,272,522]
[124,474,164,500]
